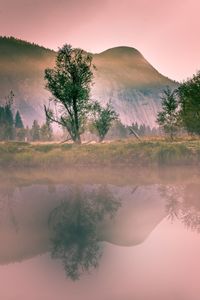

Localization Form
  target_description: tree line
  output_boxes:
[44,44,163,143]
[0,91,25,141]
[0,88,159,143]
[1,43,200,143]
[0,91,53,142]
[44,44,119,144]
[157,71,200,140]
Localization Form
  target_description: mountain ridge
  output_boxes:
[0,36,178,127]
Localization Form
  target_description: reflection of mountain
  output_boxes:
[2,177,200,280]
[0,37,177,127]
[0,185,55,264]
[93,47,177,127]
[100,185,166,246]
[0,182,166,275]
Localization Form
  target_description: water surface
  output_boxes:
[0,167,200,300]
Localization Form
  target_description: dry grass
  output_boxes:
[0,137,200,170]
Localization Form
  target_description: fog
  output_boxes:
[0,166,200,299]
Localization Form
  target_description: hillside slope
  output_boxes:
[0,37,177,127]
[93,46,177,126]
[0,37,55,124]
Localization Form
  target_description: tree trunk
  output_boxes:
[73,98,81,144]
[99,136,104,143]
[75,135,81,144]
[170,129,174,141]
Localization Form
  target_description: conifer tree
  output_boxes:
[178,71,200,135]
[40,118,53,141]
[31,120,40,141]
[157,87,179,140]
[4,91,15,140]
[15,111,24,128]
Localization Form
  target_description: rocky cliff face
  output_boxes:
[0,37,177,127]
[92,46,177,127]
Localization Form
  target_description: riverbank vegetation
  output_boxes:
[1,138,200,169]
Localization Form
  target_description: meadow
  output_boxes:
[1,137,200,169]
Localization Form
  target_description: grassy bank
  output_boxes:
[0,138,200,169]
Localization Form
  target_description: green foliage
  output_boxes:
[157,87,180,140]
[32,144,59,153]
[30,120,40,141]
[48,187,120,280]
[0,92,27,141]
[15,128,26,141]
[178,71,200,135]
[21,119,54,142]
[44,44,95,144]
[14,110,25,141]
[0,36,54,57]
[90,102,118,142]
[0,140,199,169]
[40,119,53,141]
[165,184,200,232]
[154,143,191,165]
[0,141,30,153]
[106,120,128,139]
[0,91,15,140]
[15,111,24,128]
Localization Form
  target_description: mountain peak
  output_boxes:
[98,46,143,58]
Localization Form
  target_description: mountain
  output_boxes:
[0,37,177,127]
[93,46,177,126]
[0,37,55,124]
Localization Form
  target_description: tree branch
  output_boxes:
[129,127,142,141]
[44,105,64,127]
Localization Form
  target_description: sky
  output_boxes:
[0,0,200,81]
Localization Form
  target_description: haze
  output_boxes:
[0,0,200,81]
[1,167,200,300]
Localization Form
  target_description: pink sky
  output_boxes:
[0,0,200,81]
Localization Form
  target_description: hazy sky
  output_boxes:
[0,0,200,81]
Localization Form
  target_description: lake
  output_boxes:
[0,166,200,300]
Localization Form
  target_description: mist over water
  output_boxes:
[0,167,200,300]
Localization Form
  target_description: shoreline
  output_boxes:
[0,138,199,170]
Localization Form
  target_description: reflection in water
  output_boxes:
[0,181,166,271]
[0,181,168,278]
[48,186,120,280]
[1,168,200,299]
[0,186,18,233]
[165,184,200,232]
[1,168,200,285]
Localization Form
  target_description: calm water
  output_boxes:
[0,167,200,300]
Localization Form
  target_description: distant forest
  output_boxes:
[0,91,53,142]
[0,91,160,142]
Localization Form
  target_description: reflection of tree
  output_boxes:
[165,184,200,232]
[48,186,120,280]
[0,187,18,232]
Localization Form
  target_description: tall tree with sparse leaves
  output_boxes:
[44,44,95,144]
[157,87,179,140]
